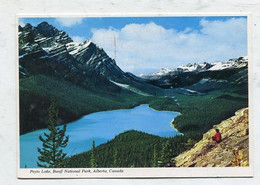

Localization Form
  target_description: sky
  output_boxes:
[19,16,247,75]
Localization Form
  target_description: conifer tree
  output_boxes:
[152,144,158,167]
[37,98,69,168]
[113,148,118,167]
[130,163,135,168]
[90,140,96,167]
[161,140,173,166]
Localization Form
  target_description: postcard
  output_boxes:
[17,14,252,178]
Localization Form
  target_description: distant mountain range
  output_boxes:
[139,57,248,89]
[139,56,248,80]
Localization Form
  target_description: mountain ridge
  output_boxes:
[140,56,248,80]
[19,22,163,94]
[19,22,124,82]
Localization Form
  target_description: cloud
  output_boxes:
[56,18,83,27]
[91,18,247,74]
[71,36,86,43]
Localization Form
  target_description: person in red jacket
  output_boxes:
[212,129,222,143]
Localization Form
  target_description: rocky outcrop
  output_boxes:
[174,108,249,167]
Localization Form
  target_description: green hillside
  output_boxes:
[20,75,148,134]
[172,91,248,134]
[66,130,201,168]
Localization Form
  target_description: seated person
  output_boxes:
[212,129,222,143]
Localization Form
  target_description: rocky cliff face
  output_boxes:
[174,108,249,167]
[18,22,133,85]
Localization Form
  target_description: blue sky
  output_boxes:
[19,16,247,74]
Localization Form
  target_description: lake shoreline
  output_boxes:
[147,105,183,136]
[21,103,181,136]
[170,116,183,136]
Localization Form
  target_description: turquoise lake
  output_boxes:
[20,104,180,168]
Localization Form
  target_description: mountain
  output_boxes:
[19,22,134,85]
[174,108,249,167]
[140,57,248,89]
[140,57,248,80]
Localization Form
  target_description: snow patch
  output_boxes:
[68,41,91,55]
[185,89,197,93]
[110,80,151,96]
[42,47,52,54]
[199,78,210,84]
[208,61,233,71]
[19,53,28,59]
[35,37,47,42]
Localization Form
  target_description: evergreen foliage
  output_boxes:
[113,148,118,167]
[90,140,96,167]
[152,144,158,167]
[172,92,248,134]
[65,130,201,168]
[19,75,164,134]
[160,141,173,166]
[37,98,69,168]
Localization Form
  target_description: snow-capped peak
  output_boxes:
[208,61,233,71]
[155,68,172,75]
[208,57,248,71]
[139,68,172,79]
[139,57,248,79]
[66,40,92,55]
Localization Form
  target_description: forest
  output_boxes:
[64,92,247,167]
[65,130,201,168]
